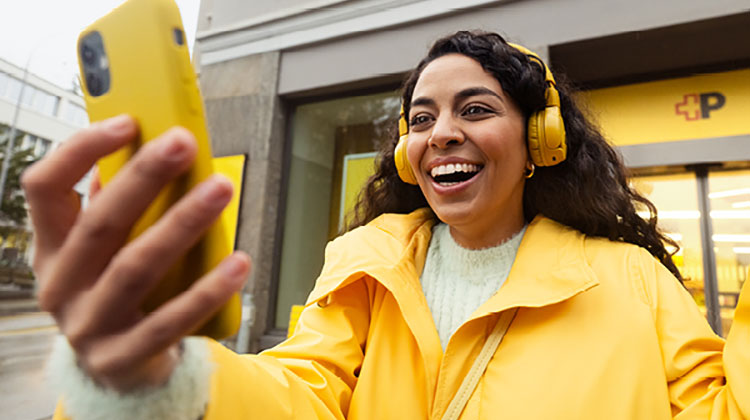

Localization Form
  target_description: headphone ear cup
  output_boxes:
[394,135,418,185]
[526,111,544,167]
[541,106,566,165]
[526,108,567,167]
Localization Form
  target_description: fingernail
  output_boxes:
[102,114,132,132]
[160,137,190,161]
[198,175,232,204]
[221,253,247,278]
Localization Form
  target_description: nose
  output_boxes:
[428,113,464,149]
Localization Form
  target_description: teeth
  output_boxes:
[430,163,480,178]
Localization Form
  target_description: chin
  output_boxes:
[430,202,479,228]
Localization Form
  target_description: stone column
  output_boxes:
[198,52,286,353]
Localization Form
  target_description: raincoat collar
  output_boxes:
[307,208,600,313]
[471,215,600,318]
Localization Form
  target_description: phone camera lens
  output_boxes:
[86,73,102,95]
[173,28,184,46]
[82,45,97,65]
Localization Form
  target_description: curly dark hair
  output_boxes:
[349,30,682,282]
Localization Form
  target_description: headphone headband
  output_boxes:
[507,43,560,108]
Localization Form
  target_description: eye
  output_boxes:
[409,114,432,128]
[462,105,493,117]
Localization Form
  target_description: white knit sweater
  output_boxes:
[420,223,526,349]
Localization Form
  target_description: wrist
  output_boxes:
[48,336,214,420]
[77,342,183,392]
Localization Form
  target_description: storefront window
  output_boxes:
[631,173,706,309]
[275,91,399,329]
[707,169,750,336]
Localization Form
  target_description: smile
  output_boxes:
[429,163,483,186]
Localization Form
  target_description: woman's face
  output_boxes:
[406,53,528,248]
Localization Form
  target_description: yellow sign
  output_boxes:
[213,154,246,250]
[582,69,750,146]
[338,152,377,229]
[287,304,305,337]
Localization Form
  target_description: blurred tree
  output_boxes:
[0,126,37,287]
[0,126,37,234]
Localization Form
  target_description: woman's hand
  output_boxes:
[23,115,250,391]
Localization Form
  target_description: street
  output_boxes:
[0,311,57,420]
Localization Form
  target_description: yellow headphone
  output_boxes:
[394,42,567,185]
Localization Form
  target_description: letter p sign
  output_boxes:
[676,92,726,121]
[699,92,725,119]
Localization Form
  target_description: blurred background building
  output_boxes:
[192,0,750,350]
[0,57,87,295]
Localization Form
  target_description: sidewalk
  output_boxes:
[0,285,39,316]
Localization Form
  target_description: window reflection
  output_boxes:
[708,169,750,336]
[275,91,399,329]
[631,173,706,309]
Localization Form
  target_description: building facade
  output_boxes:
[0,57,88,157]
[0,57,88,288]
[193,0,750,351]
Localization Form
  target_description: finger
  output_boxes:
[89,166,101,199]
[39,127,197,310]
[86,175,234,325]
[94,252,249,373]
[22,115,137,250]
[24,115,137,193]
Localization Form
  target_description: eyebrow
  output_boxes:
[455,86,504,103]
[410,86,504,110]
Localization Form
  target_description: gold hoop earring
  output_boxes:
[524,163,535,179]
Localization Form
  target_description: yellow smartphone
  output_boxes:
[77,0,240,339]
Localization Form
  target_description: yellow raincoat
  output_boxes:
[56,209,750,419]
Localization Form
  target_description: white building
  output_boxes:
[0,56,88,158]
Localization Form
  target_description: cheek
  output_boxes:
[405,136,426,172]
[501,124,528,165]
[514,134,529,163]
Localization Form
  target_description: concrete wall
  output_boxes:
[277,0,749,95]
[195,0,748,95]
[199,52,286,352]
[204,0,326,29]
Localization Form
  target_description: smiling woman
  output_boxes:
[31,30,750,420]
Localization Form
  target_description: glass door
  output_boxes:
[707,169,750,336]
[631,173,706,310]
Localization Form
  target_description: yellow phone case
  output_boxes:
[77,0,240,339]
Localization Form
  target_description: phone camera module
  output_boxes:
[173,28,184,46]
[79,31,110,97]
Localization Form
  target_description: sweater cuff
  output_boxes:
[47,335,213,420]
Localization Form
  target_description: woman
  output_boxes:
[27,31,749,419]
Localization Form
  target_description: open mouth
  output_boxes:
[430,163,483,186]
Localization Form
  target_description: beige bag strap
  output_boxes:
[440,307,519,420]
